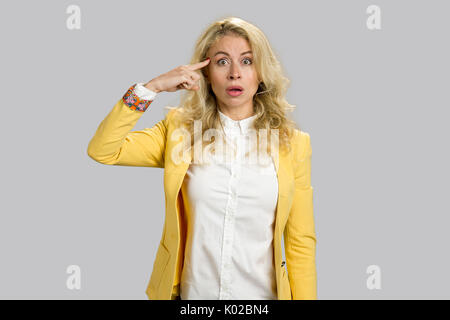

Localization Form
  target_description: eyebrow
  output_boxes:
[213,50,253,57]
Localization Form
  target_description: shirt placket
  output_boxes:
[219,125,241,299]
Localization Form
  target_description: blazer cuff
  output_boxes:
[122,83,154,112]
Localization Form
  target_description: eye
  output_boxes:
[217,58,227,65]
[217,57,253,66]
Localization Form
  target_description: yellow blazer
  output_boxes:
[87,97,317,300]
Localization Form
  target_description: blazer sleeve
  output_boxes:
[283,130,317,300]
[87,96,170,168]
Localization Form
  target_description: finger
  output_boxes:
[187,84,200,91]
[187,72,200,83]
[182,71,198,82]
[177,81,192,90]
[177,82,188,90]
[182,75,195,87]
[188,58,211,71]
[182,81,199,91]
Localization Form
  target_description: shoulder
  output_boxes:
[164,107,179,121]
[163,107,184,128]
[291,128,312,159]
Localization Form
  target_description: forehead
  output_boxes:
[208,35,251,55]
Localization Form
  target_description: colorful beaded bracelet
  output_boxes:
[122,83,154,112]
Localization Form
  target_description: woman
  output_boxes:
[87,17,317,300]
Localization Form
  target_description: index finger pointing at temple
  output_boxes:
[188,58,211,70]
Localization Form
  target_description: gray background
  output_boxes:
[0,0,448,299]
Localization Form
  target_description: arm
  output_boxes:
[284,131,317,300]
[87,83,169,168]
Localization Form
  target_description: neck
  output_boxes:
[217,103,254,121]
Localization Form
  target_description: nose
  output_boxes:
[227,65,241,80]
[228,72,241,80]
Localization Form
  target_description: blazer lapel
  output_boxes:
[273,148,294,233]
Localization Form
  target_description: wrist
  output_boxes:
[144,80,161,93]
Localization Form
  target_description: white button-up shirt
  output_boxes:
[181,110,279,300]
[134,83,279,300]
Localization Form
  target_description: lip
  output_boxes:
[226,86,244,91]
[226,86,244,97]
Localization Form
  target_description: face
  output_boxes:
[205,34,260,115]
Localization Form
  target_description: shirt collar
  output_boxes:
[218,109,257,135]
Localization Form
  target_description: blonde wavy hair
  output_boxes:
[166,16,300,162]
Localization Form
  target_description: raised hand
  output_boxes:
[144,58,211,93]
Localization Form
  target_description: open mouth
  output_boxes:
[226,87,244,96]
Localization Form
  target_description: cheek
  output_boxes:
[209,73,226,87]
